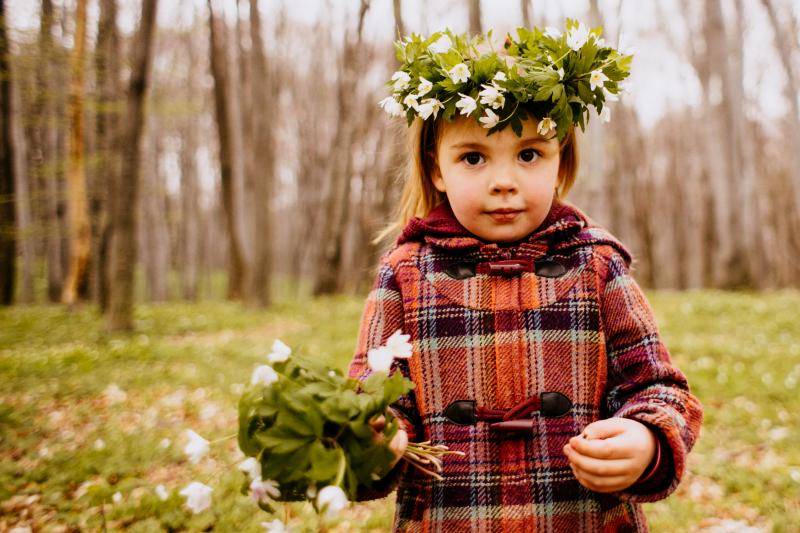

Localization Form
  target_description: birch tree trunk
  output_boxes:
[0,0,17,305]
[520,0,531,28]
[207,0,249,300]
[61,0,90,306]
[13,73,33,303]
[393,0,405,37]
[468,0,482,35]
[106,0,159,331]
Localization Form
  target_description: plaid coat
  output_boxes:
[348,201,703,532]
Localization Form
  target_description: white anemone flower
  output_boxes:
[493,71,507,82]
[155,484,170,501]
[391,70,411,92]
[602,87,619,102]
[386,330,412,359]
[403,93,420,111]
[417,77,433,96]
[367,345,394,373]
[250,478,281,506]
[183,429,209,464]
[448,63,470,84]
[428,34,453,54]
[589,69,609,91]
[251,365,279,387]
[544,26,562,39]
[238,457,262,480]
[316,485,348,517]
[416,98,444,120]
[261,518,291,533]
[455,93,477,116]
[268,339,291,363]
[378,96,405,118]
[479,84,505,110]
[599,106,611,123]
[537,117,556,137]
[479,108,500,129]
[112,492,123,504]
[566,22,590,51]
[180,481,213,514]
[557,67,565,80]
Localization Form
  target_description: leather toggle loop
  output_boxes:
[476,259,534,277]
[443,392,573,431]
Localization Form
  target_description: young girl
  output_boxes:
[349,24,702,532]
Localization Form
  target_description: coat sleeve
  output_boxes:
[347,254,422,501]
[597,248,703,503]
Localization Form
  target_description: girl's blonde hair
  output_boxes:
[375,116,580,244]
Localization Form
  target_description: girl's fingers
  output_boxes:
[569,464,631,493]
[563,444,634,477]
[568,434,632,460]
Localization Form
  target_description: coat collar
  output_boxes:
[397,200,632,264]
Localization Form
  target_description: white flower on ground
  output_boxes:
[238,457,262,480]
[155,484,169,501]
[403,93,420,111]
[416,77,433,97]
[104,383,127,405]
[250,478,281,506]
[599,106,611,123]
[391,70,411,92]
[448,63,470,84]
[230,382,245,395]
[428,34,452,54]
[479,108,500,129]
[180,481,213,514]
[261,519,291,533]
[159,438,171,450]
[8,526,32,533]
[386,330,412,359]
[544,26,562,39]
[537,117,556,137]
[379,96,405,117]
[93,439,106,451]
[479,84,505,110]
[112,491,123,504]
[251,365,279,387]
[268,339,292,363]
[416,98,444,120]
[455,93,477,116]
[316,485,348,517]
[183,429,210,464]
[589,69,609,91]
[566,22,589,51]
[493,71,507,82]
[368,346,394,373]
[38,446,51,458]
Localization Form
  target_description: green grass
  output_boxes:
[1,290,799,532]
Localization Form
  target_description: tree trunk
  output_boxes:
[468,0,482,35]
[207,0,248,300]
[61,0,91,306]
[392,0,405,37]
[520,0,531,28]
[139,131,169,301]
[247,0,275,307]
[0,0,17,305]
[106,0,159,331]
[95,0,122,311]
[13,70,33,303]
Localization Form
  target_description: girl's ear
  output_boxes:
[430,152,447,193]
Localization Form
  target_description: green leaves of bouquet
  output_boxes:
[379,19,633,140]
[238,333,457,518]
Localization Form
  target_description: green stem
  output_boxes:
[333,446,346,487]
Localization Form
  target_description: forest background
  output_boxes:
[1,0,799,531]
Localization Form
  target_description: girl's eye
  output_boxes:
[462,152,484,166]
[519,148,539,163]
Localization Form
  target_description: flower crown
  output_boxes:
[379,20,633,140]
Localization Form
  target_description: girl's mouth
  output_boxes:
[486,209,523,222]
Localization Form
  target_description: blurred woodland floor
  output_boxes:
[1,290,799,532]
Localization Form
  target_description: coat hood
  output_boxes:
[397,200,632,265]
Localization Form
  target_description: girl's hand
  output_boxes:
[369,415,408,469]
[563,417,656,493]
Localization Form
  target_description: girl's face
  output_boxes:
[432,116,561,243]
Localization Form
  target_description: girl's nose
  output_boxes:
[490,173,518,194]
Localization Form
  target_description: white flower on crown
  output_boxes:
[417,77,433,97]
[416,98,444,120]
[567,22,590,51]
[479,84,505,110]
[602,87,619,102]
[267,339,291,363]
[537,117,556,136]
[379,96,405,117]
[403,93,420,111]
[180,482,213,514]
[385,330,413,359]
[589,69,609,91]
[544,26,562,39]
[599,106,611,123]
[183,429,209,464]
[448,63,470,84]
[479,108,500,129]
[391,70,411,92]
[428,34,453,54]
[368,345,394,373]
[493,71,507,82]
[456,93,477,116]
[251,365,279,387]
[617,33,636,57]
